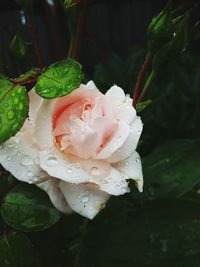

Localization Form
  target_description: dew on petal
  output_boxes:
[46,156,58,166]
[81,195,89,204]
[27,171,34,178]
[91,166,100,176]
[66,166,73,173]
[21,155,33,166]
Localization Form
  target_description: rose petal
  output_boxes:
[95,121,130,159]
[34,99,55,149]
[38,179,72,214]
[100,167,129,195]
[0,122,48,185]
[28,88,43,123]
[105,85,125,105]
[107,116,143,163]
[67,119,99,159]
[113,151,143,192]
[86,80,97,90]
[59,182,109,219]
[114,102,136,125]
[39,149,90,184]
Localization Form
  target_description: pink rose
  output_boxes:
[0,81,143,219]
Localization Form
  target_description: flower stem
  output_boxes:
[132,54,150,108]
[24,4,42,69]
[138,70,156,103]
[68,0,90,60]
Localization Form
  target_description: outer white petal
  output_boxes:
[39,150,91,184]
[86,80,98,90]
[105,85,125,105]
[59,182,109,219]
[114,102,136,125]
[100,168,129,195]
[34,99,55,149]
[38,179,72,214]
[113,151,143,192]
[0,122,48,185]
[107,116,143,163]
[28,88,43,123]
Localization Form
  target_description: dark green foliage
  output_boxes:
[1,184,61,232]
[143,139,200,199]
[78,197,200,267]
[10,32,28,61]
[0,231,41,267]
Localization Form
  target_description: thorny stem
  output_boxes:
[68,0,90,60]
[132,54,150,108]
[138,70,156,103]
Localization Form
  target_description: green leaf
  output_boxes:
[78,197,200,267]
[11,68,41,84]
[143,139,200,199]
[0,77,28,143]
[136,99,152,113]
[0,231,41,267]
[10,32,28,61]
[0,172,16,202]
[35,59,83,99]
[1,183,61,232]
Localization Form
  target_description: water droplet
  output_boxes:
[21,156,33,166]
[91,166,100,176]
[14,98,19,105]
[17,87,22,94]
[13,136,19,143]
[66,167,72,173]
[135,156,140,164]
[7,110,15,120]
[7,156,11,161]
[46,156,58,166]
[81,195,89,204]
[74,163,81,169]
[18,103,23,111]
[27,171,33,177]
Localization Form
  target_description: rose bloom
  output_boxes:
[0,81,143,219]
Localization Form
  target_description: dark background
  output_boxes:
[1,0,197,76]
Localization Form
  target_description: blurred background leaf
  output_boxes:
[1,183,62,232]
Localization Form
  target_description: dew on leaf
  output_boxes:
[7,110,15,120]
